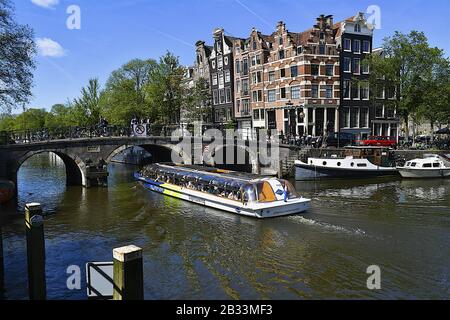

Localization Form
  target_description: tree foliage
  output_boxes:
[71,78,102,126]
[0,0,36,112]
[183,77,212,123]
[146,52,185,124]
[364,31,450,136]
[101,59,157,125]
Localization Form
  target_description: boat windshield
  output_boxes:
[279,180,301,199]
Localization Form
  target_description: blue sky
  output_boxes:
[13,0,450,111]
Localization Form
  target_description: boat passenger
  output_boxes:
[283,184,289,202]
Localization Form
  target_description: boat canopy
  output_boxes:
[140,163,300,203]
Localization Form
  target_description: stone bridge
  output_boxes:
[0,136,298,189]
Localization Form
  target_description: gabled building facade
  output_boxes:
[334,13,374,140]
[181,40,213,125]
[254,16,341,137]
[209,28,241,125]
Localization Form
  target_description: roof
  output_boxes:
[288,29,313,46]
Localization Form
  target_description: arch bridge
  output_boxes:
[0,136,295,189]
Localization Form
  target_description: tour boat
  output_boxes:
[0,179,15,204]
[134,163,311,219]
[397,155,450,179]
[295,147,399,181]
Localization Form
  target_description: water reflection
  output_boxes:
[1,154,449,300]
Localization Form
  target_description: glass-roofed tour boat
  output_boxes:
[134,163,311,219]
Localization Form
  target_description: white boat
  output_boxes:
[295,147,399,181]
[397,155,450,179]
[135,163,311,219]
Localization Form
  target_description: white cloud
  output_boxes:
[36,38,66,57]
[31,0,59,9]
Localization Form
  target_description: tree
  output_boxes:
[0,0,36,112]
[364,31,446,138]
[72,78,102,126]
[184,78,212,123]
[101,59,157,125]
[417,58,450,132]
[44,103,79,128]
[13,108,47,130]
[146,52,185,124]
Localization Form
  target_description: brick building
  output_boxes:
[185,12,399,140]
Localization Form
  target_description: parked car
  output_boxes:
[323,132,355,148]
[363,136,397,148]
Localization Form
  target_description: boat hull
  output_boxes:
[295,161,398,181]
[135,173,310,219]
[398,168,450,179]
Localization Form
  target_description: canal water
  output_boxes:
[1,153,449,300]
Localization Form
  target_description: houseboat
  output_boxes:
[397,155,450,179]
[135,163,311,219]
[295,147,399,181]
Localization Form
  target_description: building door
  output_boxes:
[315,108,325,137]
[267,110,276,130]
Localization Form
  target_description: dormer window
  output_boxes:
[279,37,283,46]
[253,41,257,50]
[354,24,361,32]
[297,46,303,55]
[320,32,325,40]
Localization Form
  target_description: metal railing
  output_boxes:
[0,124,186,145]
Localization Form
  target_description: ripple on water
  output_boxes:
[2,155,449,300]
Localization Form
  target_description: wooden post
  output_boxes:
[113,245,143,300]
[0,224,4,299]
[25,203,46,300]
[278,160,283,179]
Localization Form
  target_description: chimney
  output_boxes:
[213,28,224,39]
[325,15,334,27]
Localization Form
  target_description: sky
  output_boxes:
[12,0,450,111]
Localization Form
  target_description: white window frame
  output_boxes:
[353,40,361,54]
[268,89,276,102]
[344,38,351,52]
[343,80,351,100]
[363,40,371,53]
[344,57,351,73]
[225,70,231,83]
[291,86,301,99]
[353,58,361,75]
[325,85,333,99]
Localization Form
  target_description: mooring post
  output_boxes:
[278,160,283,179]
[25,203,46,300]
[112,245,143,300]
[0,224,4,299]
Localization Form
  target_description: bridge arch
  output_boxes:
[210,144,259,174]
[13,150,87,187]
[106,143,192,165]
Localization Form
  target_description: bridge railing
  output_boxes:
[0,125,280,145]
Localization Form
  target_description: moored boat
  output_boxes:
[135,163,311,219]
[0,179,15,204]
[397,155,450,179]
[295,147,399,181]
